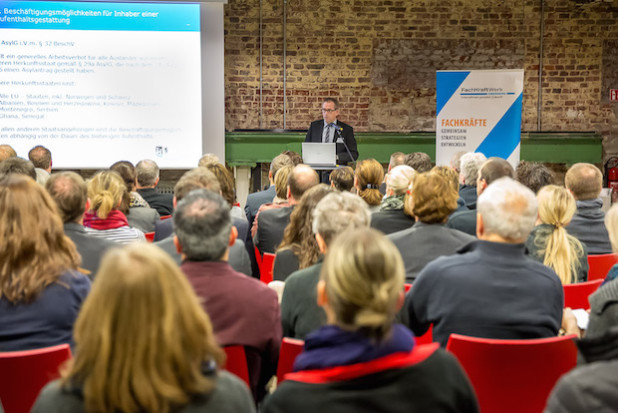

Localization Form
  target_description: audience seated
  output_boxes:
[448,157,514,235]
[175,189,281,401]
[404,151,432,173]
[0,157,36,180]
[251,165,293,238]
[404,177,563,346]
[545,278,618,412]
[601,204,618,286]
[135,159,174,216]
[46,172,116,277]
[515,160,554,193]
[110,160,160,233]
[206,162,246,222]
[83,171,145,244]
[0,175,91,351]
[433,165,468,213]
[28,145,52,185]
[32,244,255,413]
[273,184,332,281]
[449,150,466,173]
[565,163,612,254]
[281,191,370,339]
[255,164,319,254]
[378,151,406,194]
[525,185,588,284]
[281,150,303,166]
[371,165,416,234]
[0,144,17,161]
[457,152,486,209]
[154,169,250,275]
[328,166,354,192]
[263,228,478,413]
[354,158,384,212]
[390,172,475,282]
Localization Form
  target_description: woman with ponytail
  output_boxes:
[354,159,384,212]
[525,185,588,284]
[263,227,479,413]
[84,170,145,244]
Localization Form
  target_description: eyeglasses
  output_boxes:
[322,109,337,113]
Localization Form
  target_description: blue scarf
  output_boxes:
[294,324,415,372]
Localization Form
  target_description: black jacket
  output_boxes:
[305,120,359,164]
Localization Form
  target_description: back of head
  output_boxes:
[110,160,137,190]
[28,145,52,170]
[174,167,221,202]
[0,175,79,303]
[412,172,458,224]
[174,190,231,261]
[329,166,354,192]
[46,172,88,224]
[270,153,294,176]
[65,244,222,413]
[404,152,432,173]
[0,157,37,180]
[320,227,404,341]
[198,153,221,168]
[385,165,415,196]
[282,150,303,166]
[565,162,602,200]
[135,159,159,187]
[605,204,618,255]
[388,151,405,170]
[288,164,320,201]
[460,152,487,185]
[87,171,125,219]
[274,165,293,199]
[312,191,371,246]
[479,157,515,186]
[477,177,537,242]
[431,165,459,194]
[522,162,553,194]
[0,144,17,162]
[450,151,466,173]
[355,159,384,206]
[205,163,235,206]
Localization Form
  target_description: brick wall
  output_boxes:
[224,0,618,157]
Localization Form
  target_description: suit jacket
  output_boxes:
[64,222,116,278]
[181,260,281,401]
[136,188,174,216]
[447,209,477,236]
[127,206,160,233]
[305,120,359,164]
[154,216,249,245]
[255,206,295,254]
[245,185,276,229]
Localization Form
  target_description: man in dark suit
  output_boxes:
[46,172,116,278]
[305,98,359,165]
[135,159,174,216]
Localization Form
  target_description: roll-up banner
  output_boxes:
[436,69,524,167]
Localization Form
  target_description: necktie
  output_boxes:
[324,124,332,143]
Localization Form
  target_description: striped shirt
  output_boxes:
[84,226,145,244]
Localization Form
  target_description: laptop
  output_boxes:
[302,142,337,169]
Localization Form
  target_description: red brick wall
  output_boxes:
[224,0,618,155]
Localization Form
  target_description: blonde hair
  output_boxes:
[275,165,293,199]
[87,171,125,219]
[355,159,384,206]
[0,175,80,303]
[535,185,584,284]
[320,227,404,341]
[62,244,224,413]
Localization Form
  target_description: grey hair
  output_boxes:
[460,152,487,186]
[174,189,231,261]
[136,159,159,187]
[312,192,371,246]
[385,165,415,195]
[477,177,538,242]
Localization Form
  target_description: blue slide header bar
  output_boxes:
[0,1,200,31]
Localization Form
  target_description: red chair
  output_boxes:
[415,325,433,345]
[254,246,263,268]
[563,279,603,310]
[587,253,618,281]
[404,283,412,293]
[145,232,155,243]
[276,338,305,383]
[0,344,72,413]
[446,334,577,413]
[260,253,276,284]
[223,346,250,388]
[159,215,172,221]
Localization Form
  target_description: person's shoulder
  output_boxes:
[449,209,475,222]
[31,380,85,412]
[337,120,353,130]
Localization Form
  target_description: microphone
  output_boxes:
[332,124,355,165]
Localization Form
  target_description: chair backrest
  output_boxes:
[144,232,155,243]
[587,253,618,281]
[0,344,72,413]
[223,346,250,387]
[563,279,603,310]
[415,324,433,345]
[260,253,276,284]
[276,338,305,383]
[404,283,412,293]
[159,214,172,221]
[446,334,577,413]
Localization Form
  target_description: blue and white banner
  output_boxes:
[436,69,524,167]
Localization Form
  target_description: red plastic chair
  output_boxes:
[415,325,434,345]
[446,334,577,413]
[223,346,250,388]
[260,253,276,284]
[276,338,305,383]
[0,344,72,413]
[145,232,155,243]
[563,279,603,310]
[159,215,172,221]
[587,253,618,281]
[254,246,263,268]
[404,283,412,293]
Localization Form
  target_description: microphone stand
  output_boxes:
[334,124,355,166]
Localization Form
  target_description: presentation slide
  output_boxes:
[0,0,202,168]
